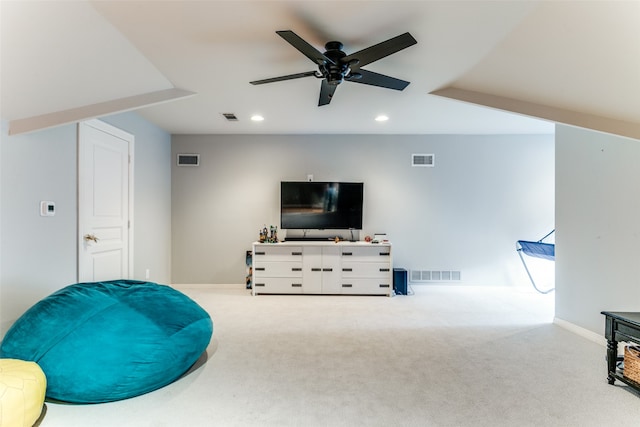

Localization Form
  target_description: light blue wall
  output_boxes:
[171,133,555,285]
[0,123,78,336]
[0,112,172,336]
[6,117,640,337]
[556,125,640,334]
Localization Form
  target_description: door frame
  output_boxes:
[77,119,134,282]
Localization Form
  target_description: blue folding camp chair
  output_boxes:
[516,229,555,294]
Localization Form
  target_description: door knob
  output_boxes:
[84,234,99,243]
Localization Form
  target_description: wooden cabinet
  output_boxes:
[602,311,640,392]
[252,242,392,296]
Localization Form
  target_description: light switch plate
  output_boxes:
[40,201,55,216]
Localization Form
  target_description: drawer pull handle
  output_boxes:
[256,283,265,287]
[342,284,353,288]
[292,268,302,272]
[379,252,390,256]
[292,252,302,256]
[342,268,353,272]
[255,267,265,271]
[255,251,266,255]
[380,268,390,272]
[342,252,353,256]
[379,284,390,288]
[311,268,322,272]
[323,268,333,272]
[291,283,302,287]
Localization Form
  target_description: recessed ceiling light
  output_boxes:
[375,115,389,122]
[251,115,264,122]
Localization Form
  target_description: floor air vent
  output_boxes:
[412,154,435,167]
[410,270,461,282]
[177,154,200,166]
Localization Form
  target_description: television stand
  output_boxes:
[284,237,334,242]
[252,241,393,296]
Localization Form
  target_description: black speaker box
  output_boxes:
[393,268,408,295]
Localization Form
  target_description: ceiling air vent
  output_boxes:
[412,153,435,167]
[177,154,200,167]
[222,113,238,121]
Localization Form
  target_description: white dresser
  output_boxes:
[252,241,393,296]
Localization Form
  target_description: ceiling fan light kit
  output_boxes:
[250,30,417,106]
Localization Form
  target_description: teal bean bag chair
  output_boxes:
[0,280,213,403]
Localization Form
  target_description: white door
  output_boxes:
[78,119,134,282]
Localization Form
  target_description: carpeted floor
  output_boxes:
[39,285,640,426]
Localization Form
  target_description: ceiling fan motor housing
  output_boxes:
[322,41,349,85]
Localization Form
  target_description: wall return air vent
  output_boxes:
[177,154,200,166]
[412,153,435,167]
[410,270,461,282]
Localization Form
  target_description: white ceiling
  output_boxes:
[2,1,639,136]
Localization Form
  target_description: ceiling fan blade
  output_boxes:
[347,69,410,91]
[276,30,336,66]
[319,80,338,106]
[343,32,417,68]
[250,71,318,85]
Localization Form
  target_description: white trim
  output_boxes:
[171,283,246,291]
[554,317,630,356]
[128,134,135,279]
[554,317,605,346]
[430,87,639,140]
[9,88,195,136]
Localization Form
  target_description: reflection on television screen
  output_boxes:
[280,182,363,230]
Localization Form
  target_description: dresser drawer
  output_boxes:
[339,278,392,295]
[253,277,304,294]
[340,246,391,262]
[254,261,303,277]
[341,262,391,278]
[253,246,303,261]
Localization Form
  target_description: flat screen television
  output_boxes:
[280,181,363,230]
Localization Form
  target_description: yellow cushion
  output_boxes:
[0,359,46,427]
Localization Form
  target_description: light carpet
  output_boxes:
[38,285,640,426]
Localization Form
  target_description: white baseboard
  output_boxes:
[554,317,606,347]
[171,283,246,291]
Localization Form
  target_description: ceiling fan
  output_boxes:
[250,30,417,106]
